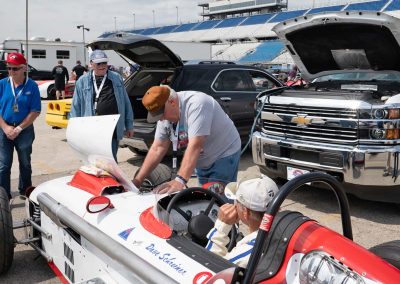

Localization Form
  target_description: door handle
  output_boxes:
[220,97,231,101]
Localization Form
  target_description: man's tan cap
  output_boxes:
[142,86,170,123]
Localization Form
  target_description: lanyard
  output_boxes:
[168,122,179,171]
[169,122,179,151]
[9,77,27,106]
[92,71,107,113]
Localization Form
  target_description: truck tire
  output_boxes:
[0,187,14,275]
[369,240,400,269]
[135,163,172,192]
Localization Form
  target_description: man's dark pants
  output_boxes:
[0,125,35,198]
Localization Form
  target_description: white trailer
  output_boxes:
[0,37,86,72]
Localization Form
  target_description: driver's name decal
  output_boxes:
[145,243,187,275]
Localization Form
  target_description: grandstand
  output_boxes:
[100,0,400,64]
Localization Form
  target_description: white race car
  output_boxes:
[1,115,399,283]
[37,80,75,99]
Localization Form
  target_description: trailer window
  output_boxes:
[32,49,46,59]
[57,50,70,59]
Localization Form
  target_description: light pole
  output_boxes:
[114,16,117,32]
[176,6,179,25]
[25,0,29,68]
[133,13,136,30]
[77,25,90,66]
[152,10,155,27]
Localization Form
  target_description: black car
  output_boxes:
[89,35,283,153]
[0,60,53,81]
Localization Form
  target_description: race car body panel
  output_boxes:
[32,181,217,283]
[264,221,397,284]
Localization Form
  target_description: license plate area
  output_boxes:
[287,166,310,180]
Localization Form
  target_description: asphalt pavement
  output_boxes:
[1,101,399,283]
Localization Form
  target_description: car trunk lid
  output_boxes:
[88,35,183,68]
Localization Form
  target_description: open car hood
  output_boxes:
[272,11,400,80]
[89,35,183,68]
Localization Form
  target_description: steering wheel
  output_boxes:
[166,187,238,249]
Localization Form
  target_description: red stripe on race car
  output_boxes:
[47,261,69,284]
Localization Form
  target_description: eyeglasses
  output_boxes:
[95,62,108,66]
[7,66,23,71]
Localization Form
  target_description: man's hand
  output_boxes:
[125,129,134,138]
[132,178,141,188]
[3,125,15,140]
[218,204,238,225]
[8,127,22,140]
[154,180,185,194]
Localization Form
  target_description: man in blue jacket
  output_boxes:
[70,50,134,161]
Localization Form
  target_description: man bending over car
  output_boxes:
[133,85,241,194]
[206,176,278,268]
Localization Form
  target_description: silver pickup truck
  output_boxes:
[252,11,400,204]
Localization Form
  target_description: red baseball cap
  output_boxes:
[6,52,27,65]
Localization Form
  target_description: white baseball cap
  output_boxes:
[90,50,109,64]
[224,176,278,212]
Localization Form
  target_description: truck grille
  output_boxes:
[262,104,358,144]
[263,104,358,119]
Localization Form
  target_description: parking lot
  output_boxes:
[1,100,399,283]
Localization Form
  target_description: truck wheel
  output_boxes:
[135,163,172,192]
[369,240,400,269]
[0,187,14,275]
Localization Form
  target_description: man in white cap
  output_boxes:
[205,176,278,268]
[70,50,134,162]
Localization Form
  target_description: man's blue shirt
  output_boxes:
[0,77,41,124]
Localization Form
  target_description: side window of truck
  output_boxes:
[249,70,278,91]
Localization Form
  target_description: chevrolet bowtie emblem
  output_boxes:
[292,115,311,126]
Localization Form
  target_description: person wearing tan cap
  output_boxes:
[133,85,241,194]
[0,52,41,199]
[206,176,278,268]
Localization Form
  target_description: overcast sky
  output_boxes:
[0,0,367,43]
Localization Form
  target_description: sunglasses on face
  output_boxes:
[95,62,108,66]
[7,66,23,71]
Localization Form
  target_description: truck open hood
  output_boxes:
[272,11,400,80]
[89,35,183,68]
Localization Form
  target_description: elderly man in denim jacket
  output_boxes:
[70,50,134,161]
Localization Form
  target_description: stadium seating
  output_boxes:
[99,0,400,63]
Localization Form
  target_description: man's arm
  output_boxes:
[121,75,134,137]
[206,204,238,257]
[70,80,83,117]
[156,135,205,194]
[0,116,14,139]
[132,138,170,187]
[65,67,69,82]
[19,112,40,129]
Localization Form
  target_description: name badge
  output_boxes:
[13,104,19,113]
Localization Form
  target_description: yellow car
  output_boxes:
[45,99,72,128]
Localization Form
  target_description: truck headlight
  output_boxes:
[370,128,386,139]
[373,109,387,119]
[299,251,365,284]
[372,108,400,119]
